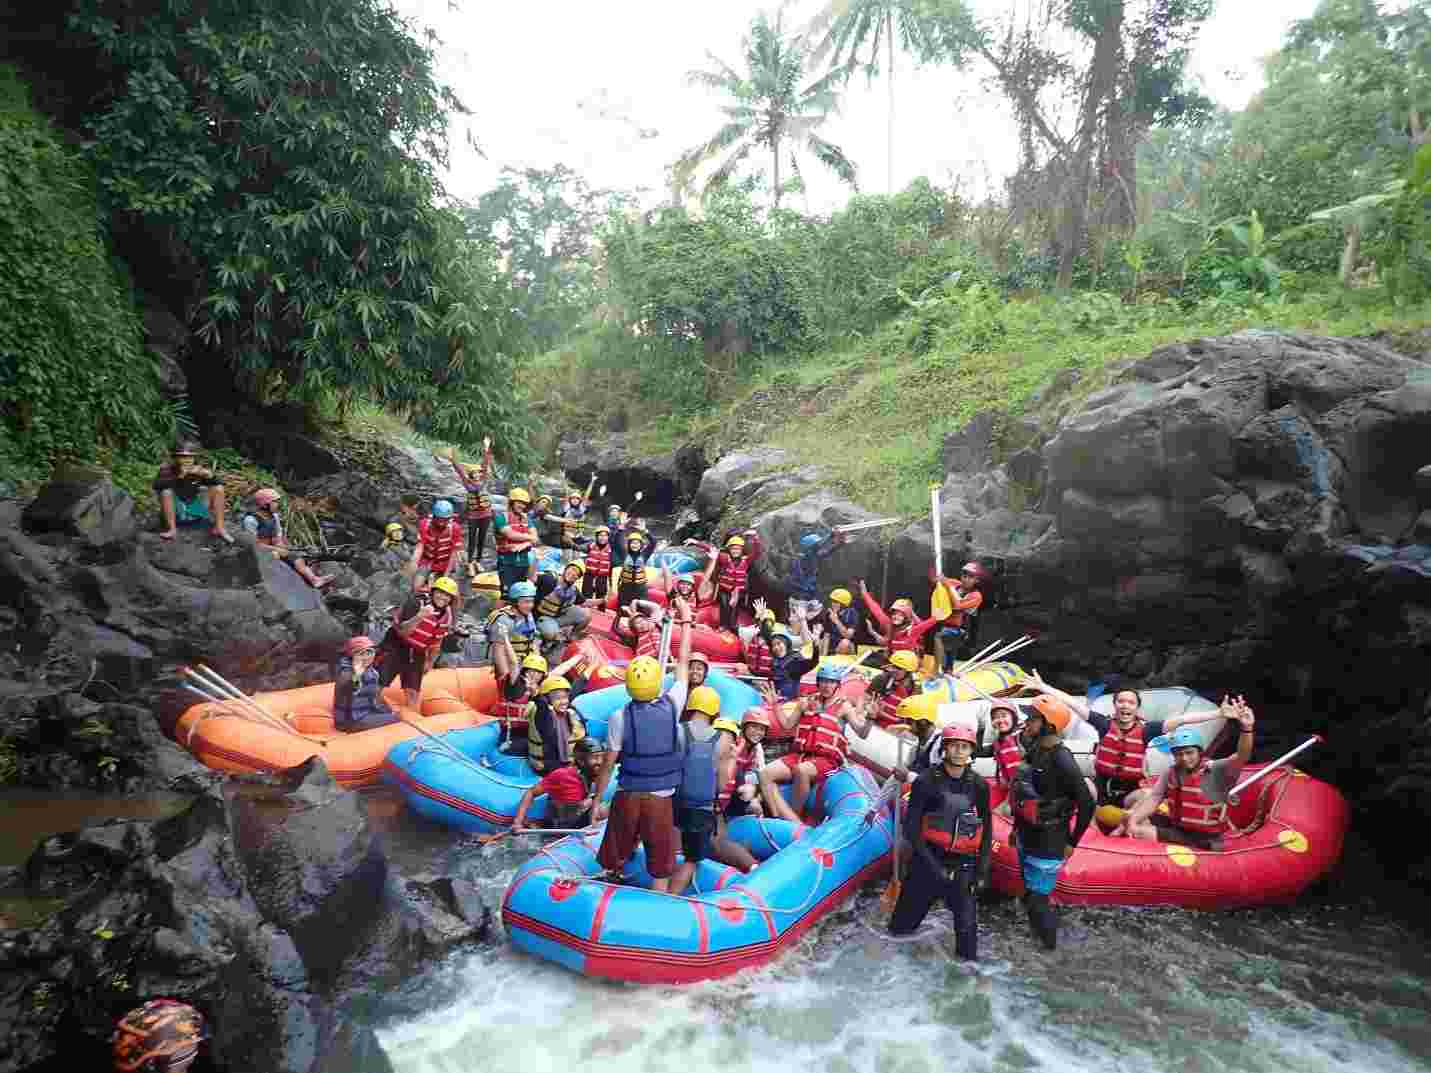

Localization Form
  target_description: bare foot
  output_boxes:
[160,529,177,541]
[211,528,234,545]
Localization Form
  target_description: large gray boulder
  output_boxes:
[695,447,793,520]
[21,467,137,548]
[557,432,706,513]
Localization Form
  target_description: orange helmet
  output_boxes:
[741,707,772,729]
[1030,694,1073,734]
[112,999,208,1072]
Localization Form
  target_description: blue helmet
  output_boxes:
[432,499,455,518]
[1167,727,1203,752]
[816,663,844,684]
[800,533,823,550]
[508,580,537,601]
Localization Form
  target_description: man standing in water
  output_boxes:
[1010,695,1094,951]
[889,723,992,960]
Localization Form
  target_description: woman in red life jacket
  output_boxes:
[867,649,921,728]
[858,579,940,661]
[711,533,755,632]
[983,700,1025,789]
[760,664,871,817]
[1117,696,1257,851]
[410,499,465,594]
[377,576,460,709]
[583,527,614,601]
[445,441,494,569]
[614,598,667,662]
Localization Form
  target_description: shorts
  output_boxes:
[378,630,426,693]
[597,791,677,879]
[174,496,211,525]
[1149,812,1223,851]
[677,805,717,862]
[789,753,841,781]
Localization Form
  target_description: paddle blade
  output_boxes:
[1087,680,1108,704]
[930,582,952,622]
[880,879,901,912]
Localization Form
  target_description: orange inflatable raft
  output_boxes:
[175,666,499,788]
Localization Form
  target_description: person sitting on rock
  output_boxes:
[444,439,494,571]
[377,576,459,709]
[333,636,402,732]
[243,487,334,590]
[534,560,591,658]
[821,587,860,654]
[789,529,843,624]
[511,736,606,833]
[933,561,986,672]
[760,663,871,816]
[583,527,614,601]
[154,439,232,543]
[493,488,538,599]
[867,649,921,728]
[859,579,940,666]
[1115,696,1256,851]
[526,673,588,776]
[410,499,464,594]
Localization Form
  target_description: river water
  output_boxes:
[367,800,1431,1073]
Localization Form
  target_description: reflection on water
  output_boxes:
[0,788,194,867]
[374,833,1431,1073]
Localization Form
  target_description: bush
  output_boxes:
[0,66,172,473]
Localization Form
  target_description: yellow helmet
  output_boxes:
[829,587,853,607]
[625,656,663,701]
[536,494,553,508]
[725,535,745,549]
[626,530,646,548]
[385,522,405,541]
[538,674,572,696]
[521,652,549,675]
[431,576,459,596]
[712,717,741,735]
[563,559,586,578]
[889,650,919,674]
[757,608,776,624]
[508,487,532,505]
[686,685,721,719]
[896,694,938,723]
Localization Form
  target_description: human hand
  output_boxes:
[511,820,527,834]
[892,765,909,783]
[857,578,867,592]
[753,597,767,616]
[593,801,610,823]
[1236,697,1255,731]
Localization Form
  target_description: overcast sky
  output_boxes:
[394,0,1323,212]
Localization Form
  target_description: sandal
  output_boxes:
[210,528,235,545]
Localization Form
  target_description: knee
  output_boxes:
[537,619,560,640]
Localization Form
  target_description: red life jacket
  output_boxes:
[402,603,453,651]
[993,731,1024,788]
[491,689,533,733]
[464,492,493,522]
[585,543,612,577]
[1094,720,1147,784]
[633,627,661,661]
[876,675,914,727]
[888,624,921,655]
[745,637,772,676]
[919,775,983,856]
[418,518,460,567]
[718,739,760,807]
[495,514,536,555]
[793,702,848,765]
[716,552,749,593]
[1168,764,1229,834]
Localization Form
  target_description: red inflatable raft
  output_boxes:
[987,762,1349,908]
[579,609,744,664]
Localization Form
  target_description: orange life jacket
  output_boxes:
[718,739,760,808]
[793,702,848,765]
[1168,763,1229,834]
[1094,720,1147,784]
[633,627,661,662]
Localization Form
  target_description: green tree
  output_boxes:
[67,0,526,453]
[674,9,857,209]
[805,0,945,193]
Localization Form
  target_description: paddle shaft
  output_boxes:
[1227,735,1324,804]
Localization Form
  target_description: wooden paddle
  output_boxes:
[880,735,910,912]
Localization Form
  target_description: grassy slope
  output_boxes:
[526,285,1431,521]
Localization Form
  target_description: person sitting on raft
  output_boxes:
[1115,696,1257,851]
[1027,673,1227,809]
[867,649,921,728]
[614,597,669,663]
[154,439,233,544]
[821,587,860,655]
[377,576,459,709]
[665,566,716,628]
[332,636,402,733]
[444,440,494,571]
[243,487,334,590]
[487,579,540,683]
[720,706,769,822]
[890,695,942,779]
[767,619,818,701]
[511,737,606,833]
[1009,695,1094,952]
[889,722,992,959]
[761,663,871,817]
[533,560,591,659]
[491,650,551,749]
[616,529,652,607]
[526,672,589,775]
[590,648,693,891]
[933,561,986,673]
[859,580,940,664]
[410,499,464,594]
[789,529,843,624]
[738,601,779,678]
[582,527,614,602]
[493,487,538,599]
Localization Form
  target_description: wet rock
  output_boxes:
[941,409,997,475]
[21,468,137,548]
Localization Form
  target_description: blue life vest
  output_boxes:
[771,652,806,701]
[618,695,682,792]
[677,725,719,809]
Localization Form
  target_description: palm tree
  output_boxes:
[674,8,857,209]
[805,0,946,194]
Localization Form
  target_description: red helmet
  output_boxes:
[253,488,280,508]
[741,707,772,729]
[343,636,376,657]
[112,999,208,1072]
[941,723,978,745]
[960,561,985,581]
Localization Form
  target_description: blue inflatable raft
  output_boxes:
[501,763,895,984]
[382,669,763,833]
